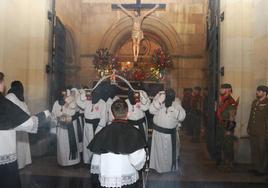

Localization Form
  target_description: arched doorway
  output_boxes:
[99,16,182,55]
[98,16,182,89]
[50,19,80,106]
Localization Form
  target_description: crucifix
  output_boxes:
[112,1,166,62]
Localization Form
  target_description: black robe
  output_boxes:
[0,93,30,130]
[0,93,33,188]
[88,120,147,155]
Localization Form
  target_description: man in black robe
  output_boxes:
[0,72,49,188]
[88,99,147,188]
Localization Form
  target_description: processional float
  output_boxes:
[86,71,150,188]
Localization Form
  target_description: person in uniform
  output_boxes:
[247,85,268,176]
[190,86,202,143]
[202,87,209,129]
[215,83,238,171]
[149,89,186,173]
[182,88,193,135]
[202,88,210,147]
[88,99,147,188]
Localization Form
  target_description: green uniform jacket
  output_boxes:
[247,98,268,136]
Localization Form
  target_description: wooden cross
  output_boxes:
[112,0,166,16]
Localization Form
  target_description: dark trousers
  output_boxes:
[222,135,236,162]
[0,161,21,188]
[215,125,225,164]
[184,111,193,135]
[191,113,201,141]
[250,135,268,173]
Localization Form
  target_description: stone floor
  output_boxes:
[20,133,268,188]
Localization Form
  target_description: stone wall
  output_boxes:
[0,0,52,112]
[252,0,268,85]
[220,0,268,163]
[56,0,208,96]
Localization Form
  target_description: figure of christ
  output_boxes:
[118,4,159,62]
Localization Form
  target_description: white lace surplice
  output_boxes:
[96,149,146,187]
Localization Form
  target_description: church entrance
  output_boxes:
[2,0,268,187]
[50,0,219,160]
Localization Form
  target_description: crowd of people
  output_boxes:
[0,72,186,188]
[1,70,268,188]
[182,86,207,143]
[49,81,186,187]
[182,83,268,177]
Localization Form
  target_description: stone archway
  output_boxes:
[97,16,183,88]
[99,16,183,55]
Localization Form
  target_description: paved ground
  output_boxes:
[20,132,268,188]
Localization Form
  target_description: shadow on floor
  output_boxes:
[21,174,268,188]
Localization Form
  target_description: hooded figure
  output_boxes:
[82,84,108,164]
[99,81,110,102]
[6,81,32,169]
[58,88,66,106]
[126,88,150,141]
[165,89,175,112]
[128,88,136,105]
[92,88,101,105]
[51,88,81,166]
[149,89,186,173]
[109,84,118,99]
[106,84,120,125]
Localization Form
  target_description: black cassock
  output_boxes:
[0,93,33,188]
[88,120,147,188]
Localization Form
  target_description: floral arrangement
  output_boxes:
[152,48,172,70]
[93,48,120,77]
[93,48,112,70]
[93,48,172,81]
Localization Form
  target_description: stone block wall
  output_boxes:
[56,0,209,96]
[0,0,52,113]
